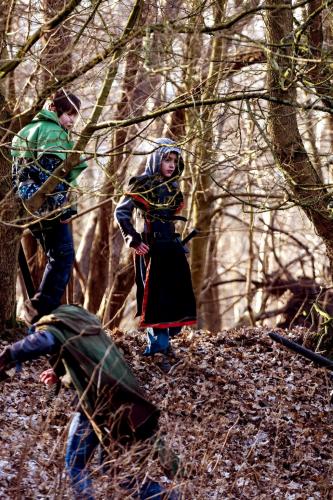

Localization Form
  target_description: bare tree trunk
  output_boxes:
[191,1,226,328]
[41,0,73,84]
[84,205,110,312]
[266,0,333,276]
[306,0,333,109]
[102,252,135,329]
[99,228,124,321]
[84,44,143,312]
[0,6,22,327]
[87,1,160,318]
[0,93,21,327]
[306,0,333,174]
[73,211,97,303]
[201,217,221,332]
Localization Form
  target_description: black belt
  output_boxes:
[147,232,179,241]
[146,214,187,223]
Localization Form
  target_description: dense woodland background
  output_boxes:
[2,2,333,498]
[1,0,333,334]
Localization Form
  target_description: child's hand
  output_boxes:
[40,368,59,386]
[134,242,150,255]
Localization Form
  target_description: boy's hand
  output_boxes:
[40,368,58,386]
[134,242,150,255]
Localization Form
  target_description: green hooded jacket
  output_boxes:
[11,109,87,184]
[34,305,160,444]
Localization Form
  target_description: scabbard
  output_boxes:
[18,243,35,298]
[269,331,333,371]
[181,228,199,246]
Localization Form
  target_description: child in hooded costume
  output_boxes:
[0,305,179,499]
[11,90,88,324]
[115,138,196,364]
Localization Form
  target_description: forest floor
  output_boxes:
[0,325,333,499]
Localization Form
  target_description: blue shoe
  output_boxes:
[143,351,172,373]
[139,479,164,499]
[167,490,180,500]
[157,354,172,374]
[143,346,169,356]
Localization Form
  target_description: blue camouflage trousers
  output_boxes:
[12,155,68,216]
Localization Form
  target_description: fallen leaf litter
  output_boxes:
[0,326,332,499]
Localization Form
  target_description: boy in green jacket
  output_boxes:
[11,90,88,324]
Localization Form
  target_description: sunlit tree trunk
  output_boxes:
[84,20,148,313]
[266,0,333,276]
[0,6,22,327]
[102,251,135,329]
[201,217,222,332]
[190,1,226,328]
[21,0,75,294]
[73,211,97,303]
[41,0,73,84]
[0,92,21,327]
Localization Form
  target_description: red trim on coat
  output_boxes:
[139,319,197,328]
[126,193,150,208]
[175,200,184,214]
[140,258,152,325]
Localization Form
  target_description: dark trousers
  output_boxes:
[29,220,75,316]
[65,412,165,500]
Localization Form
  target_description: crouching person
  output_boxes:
[0,304,179,499]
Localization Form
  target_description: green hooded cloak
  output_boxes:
[35,304,159,444]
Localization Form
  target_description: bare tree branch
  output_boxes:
[0,0,82,79]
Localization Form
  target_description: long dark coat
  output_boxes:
[115,138,197,329]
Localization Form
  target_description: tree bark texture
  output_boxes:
[73,211,97,303]
[266,0,333,276]
[87,1,159,319]
[190,0,226,327]
[41,0,73,84]
[306,0,333,109]
[0,93,21,327]
[102,252,135,329]
[22,0,74,294]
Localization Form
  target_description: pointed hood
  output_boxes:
[144,138,184,178]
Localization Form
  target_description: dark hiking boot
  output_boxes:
[154,353,172,374]
[142,348,177,374]
[165,346,179,361]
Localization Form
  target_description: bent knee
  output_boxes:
[50,243,75,262]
